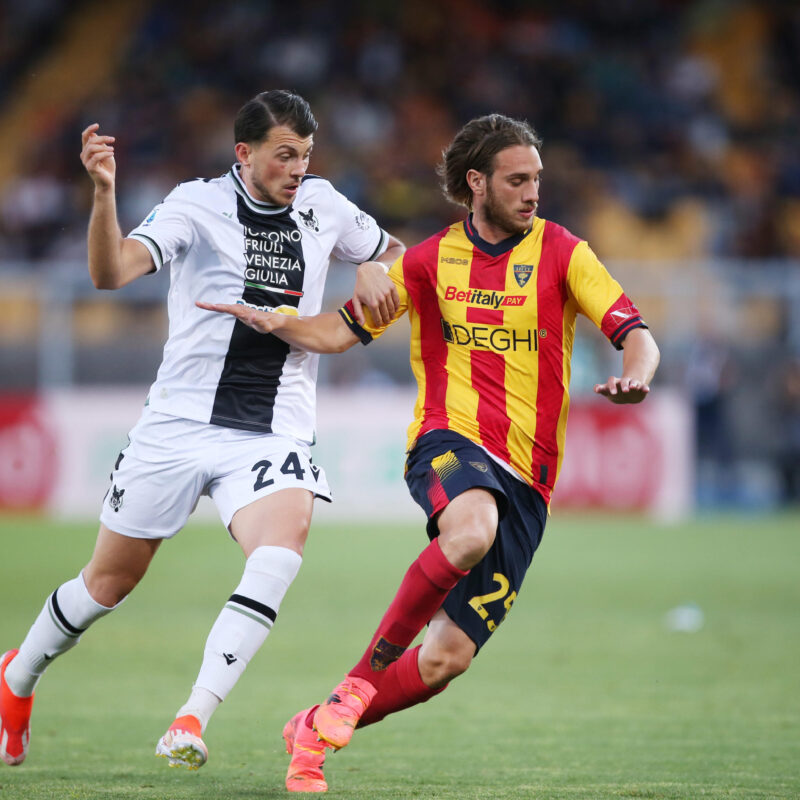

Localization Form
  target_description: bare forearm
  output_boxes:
[622,327,660,384]
[377,241,405,268]
[195,302,359,353]
[594,327,659,403]
[276,312,358,353]
[87,188,125,289]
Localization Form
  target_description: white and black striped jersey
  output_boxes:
[128,164,388,442]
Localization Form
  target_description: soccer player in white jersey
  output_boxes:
[0,90,403,771]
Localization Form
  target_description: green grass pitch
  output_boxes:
[0,511,798,799]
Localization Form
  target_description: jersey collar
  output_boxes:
[463,213,532,256]
[229,164,291,215]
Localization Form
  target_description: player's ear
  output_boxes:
[234,141,252,167]
[466,169,486,198]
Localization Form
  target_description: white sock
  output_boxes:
[176,687,221,733]
[191,546,302,710]
[5,573,116,697]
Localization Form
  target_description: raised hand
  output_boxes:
[81,123,116,190]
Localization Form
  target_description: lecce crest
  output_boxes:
[513,264,534,288]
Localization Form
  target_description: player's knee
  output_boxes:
[440,522,495,570]
[419,646,473,687]
[83,569,137,607]
[438,491,498,569]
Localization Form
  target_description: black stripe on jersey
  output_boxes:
[610,318,647,350]
[367,229,388,262]
[210,195,306,432]
[130,233,165,269]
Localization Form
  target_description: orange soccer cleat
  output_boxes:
[283,705,328,793]
[312,676,377,750]
[155,713,208,770]
[0,650,34,766]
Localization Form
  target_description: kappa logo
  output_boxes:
[513,264,534,287]
[354,210,371,231]
[109,485,125,512]
[299,207,319,232]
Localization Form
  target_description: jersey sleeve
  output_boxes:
[329,187,388,264]
[127,185,195,271]
[566,240,648,350]
[337,254,409,344]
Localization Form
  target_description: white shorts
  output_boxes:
[99,407,331,539]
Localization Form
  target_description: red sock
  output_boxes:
[349,539,467,687]
[357,645,446,728]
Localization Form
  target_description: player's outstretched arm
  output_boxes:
[195,302,359,353]
[352,234,404,326]
[593,327,660,404]
[81,123,154,290]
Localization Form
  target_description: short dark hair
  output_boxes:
[437,114,542,209]
[234,90,318,144]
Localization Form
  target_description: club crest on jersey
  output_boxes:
[513,264,534,287]
[109,484,125,512]
[298,207,319,232]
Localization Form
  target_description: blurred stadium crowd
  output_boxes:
[0,0,798,506]
[2,0,800,259]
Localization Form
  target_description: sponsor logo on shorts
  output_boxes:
[223,653,238,665]
[469,461,489,473]
[109,484,125,512]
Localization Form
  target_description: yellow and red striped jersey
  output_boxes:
[339,215,646,504]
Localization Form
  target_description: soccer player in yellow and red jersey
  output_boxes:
[197,113,660,793]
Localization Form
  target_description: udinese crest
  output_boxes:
[109,484,125,512]
[298,207,319,232]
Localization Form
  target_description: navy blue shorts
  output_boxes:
[405,429,547,652]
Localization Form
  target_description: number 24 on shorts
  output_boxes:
[469,572,517,632]
[251,452,318,491]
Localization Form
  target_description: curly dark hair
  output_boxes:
[437,114,541,209]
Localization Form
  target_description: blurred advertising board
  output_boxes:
[0,388,692,521]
